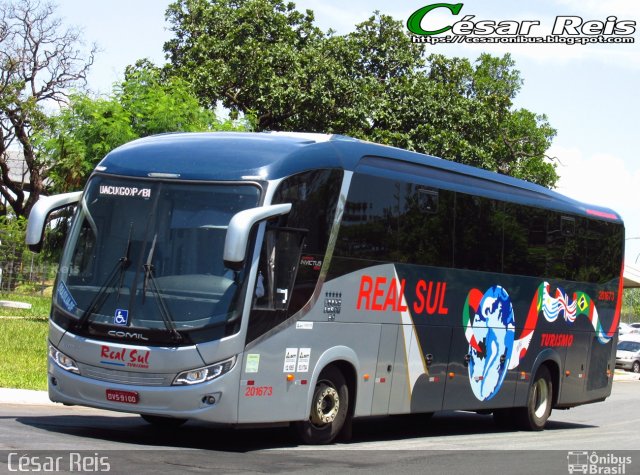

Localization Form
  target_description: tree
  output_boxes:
[40,60,251,193]
[0,0,95,217]
[165,0,323,130]
[164,1,558,187]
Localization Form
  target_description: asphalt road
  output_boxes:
[0,379,638,474]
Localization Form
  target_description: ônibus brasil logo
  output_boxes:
[406,3,636,46]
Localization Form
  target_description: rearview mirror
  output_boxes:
[223,203,292,268]
[26,191,82,252]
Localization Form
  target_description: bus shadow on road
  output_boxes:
[14,409,596,451]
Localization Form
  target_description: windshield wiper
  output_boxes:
[76,226,133,330]
[142,234,183,343]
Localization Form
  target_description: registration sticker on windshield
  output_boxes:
[99,185,151,199]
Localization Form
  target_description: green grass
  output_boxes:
[0,317,48,390]
[0,292,50,390]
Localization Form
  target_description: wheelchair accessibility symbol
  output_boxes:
[114,309,129,326]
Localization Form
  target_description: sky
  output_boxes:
[56,0,640,265]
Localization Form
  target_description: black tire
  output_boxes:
[515,365,553,431]
[632,361,640,373]
[140,414,188,428]
[293,366,349,445]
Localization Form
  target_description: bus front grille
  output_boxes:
[77,363,174,386]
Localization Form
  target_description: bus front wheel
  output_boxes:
[293,366,349,444]
[516,365,553,431]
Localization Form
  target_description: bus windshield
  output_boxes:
[55,176,261,336]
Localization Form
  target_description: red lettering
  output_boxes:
[101,346,109,358]
[437,282,449,315]
[398,279,408,311]
[372,277,386,311]
[414,280,448,315]
[541,333,575,348]
[383,278,408,312]
[425,281,438,314]
[357,275,373,310]
[414,280,426,314]
[384,279,398,311]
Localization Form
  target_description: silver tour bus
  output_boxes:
[27,132,624,444]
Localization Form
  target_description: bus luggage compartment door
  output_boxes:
[370,324,399,415]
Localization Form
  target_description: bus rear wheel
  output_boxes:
[293,366,349,445]
[516,365,553,431]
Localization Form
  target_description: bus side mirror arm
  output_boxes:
[223,203,292,269]
[26,191,82,253]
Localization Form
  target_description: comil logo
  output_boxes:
[567,451,633,474]
[407,3,636,46]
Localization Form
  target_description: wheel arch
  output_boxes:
[307,346,359,420]
[531,349,561,407]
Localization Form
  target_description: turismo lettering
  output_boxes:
[356,275,448,315]
[540,333,574,348]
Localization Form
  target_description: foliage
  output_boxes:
[40,60,252,193]
[622,288,640,323]
[0,212,55,291]
[0,0,95,217]
[165,1,558,187]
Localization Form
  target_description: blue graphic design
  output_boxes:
[468,286,515,401]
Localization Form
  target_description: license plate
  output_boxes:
[106,389,139,404]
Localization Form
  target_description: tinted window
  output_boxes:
[247,169,343,343]
[336,175,454,268]
[503,204,546,277]
[453,194,503,273]
[331,169,623,285]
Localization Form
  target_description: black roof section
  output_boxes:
[97,132,622,223]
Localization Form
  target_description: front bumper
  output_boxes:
[48,360,240,423]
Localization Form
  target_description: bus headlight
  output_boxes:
[173,356,237,386]
[49,343,80,374]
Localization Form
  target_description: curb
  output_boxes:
[0,388,55,406]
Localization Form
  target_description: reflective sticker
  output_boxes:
[56,281,77,313]
[246,354,260,373]
[283,348,298,372]
[114,309,129,326]
[296,321,313,330]
[297,348,311,373]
